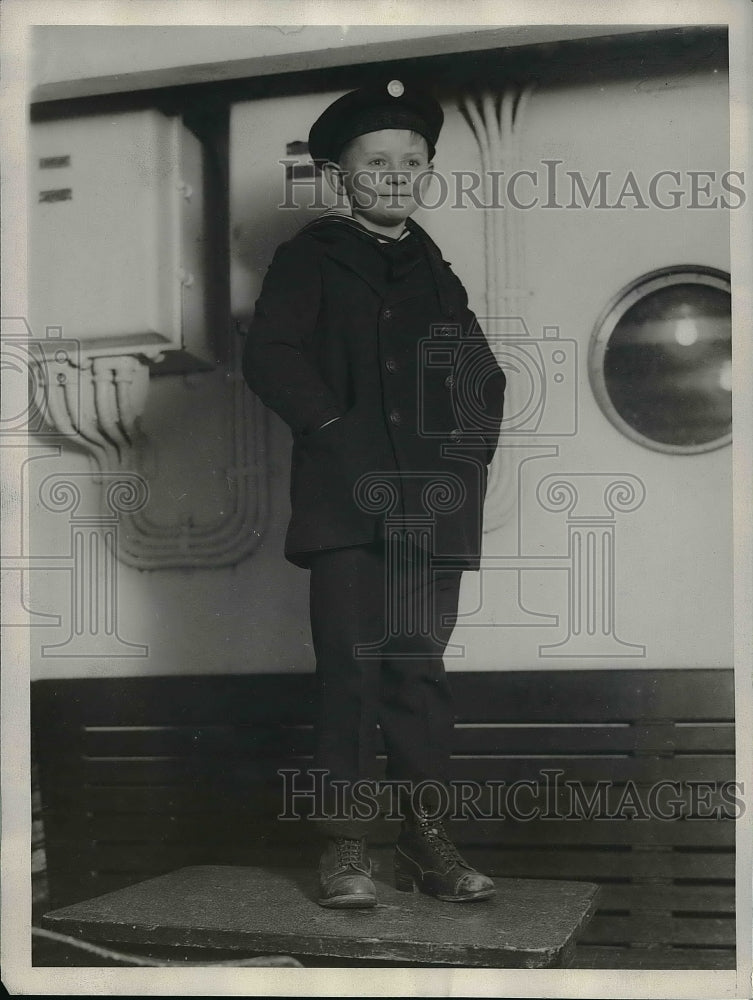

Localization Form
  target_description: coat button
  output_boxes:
[444,374,455,389]
[385,358,398,373]
[389,409,402,426]
[450,428,463,441]
[383,308,393,320]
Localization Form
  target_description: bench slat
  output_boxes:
[58,752,737,789]
[571,945,735,969]
[584,883,735,912]
[450,671,734,723]
[77,723,736,757]
[466,847,735,881]
[582,914,736,947]
[33,670,735,726]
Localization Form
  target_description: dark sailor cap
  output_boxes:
[308,79,444,164]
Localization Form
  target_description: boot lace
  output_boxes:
[414,811,466,867]
[334,836,365,868]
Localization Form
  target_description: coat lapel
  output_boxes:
[323,240,391,298]
[301,216,390,297]
[405,218,454,316]
[299,214,454,315]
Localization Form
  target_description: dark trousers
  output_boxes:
[308,538,462,837]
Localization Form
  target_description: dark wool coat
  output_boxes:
[242,215,506,570]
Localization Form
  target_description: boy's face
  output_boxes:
[334,129,432,229]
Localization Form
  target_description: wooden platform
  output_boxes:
[33,669,736,968]
[42,865,600,968]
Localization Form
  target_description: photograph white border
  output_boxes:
[2,2,751,996]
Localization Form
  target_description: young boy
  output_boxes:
[242,80,506,908]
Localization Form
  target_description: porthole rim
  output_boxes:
[587,264,732,455]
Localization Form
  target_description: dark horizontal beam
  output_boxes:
[30,26,727,122]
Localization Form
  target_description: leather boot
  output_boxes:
[394,808,495,902]
[318,836,377,908]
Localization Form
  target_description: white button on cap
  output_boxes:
[387,80,404,98]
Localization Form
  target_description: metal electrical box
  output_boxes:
[29,109,214,372]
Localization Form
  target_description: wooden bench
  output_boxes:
[32,669,736,968]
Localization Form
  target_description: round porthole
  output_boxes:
[588,266,732,453]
